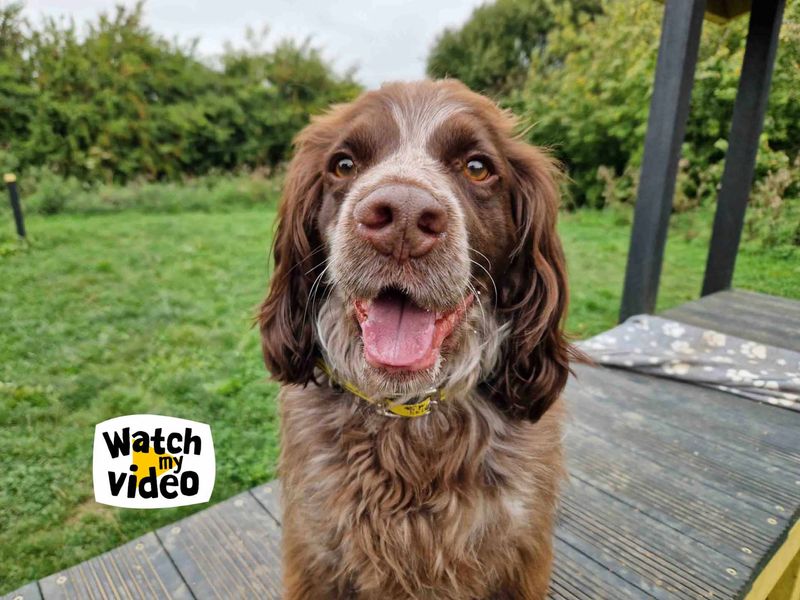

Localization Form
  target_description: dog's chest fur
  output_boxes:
[278,385,563,600]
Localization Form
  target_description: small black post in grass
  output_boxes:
[4,173,27,240]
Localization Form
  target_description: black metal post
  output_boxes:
[701,0,786,296]
[619,0,707,322]
[4,173,26,239]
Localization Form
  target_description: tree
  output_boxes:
[0,3,35,169]
[426,0,601,98]
[512,0,800,208]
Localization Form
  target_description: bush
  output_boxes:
[23,167,84,214]
[0,2,360,184]
[744,154,800,249]
[426,0,601,98]
[510,0,800,210]
[0,148,19,175]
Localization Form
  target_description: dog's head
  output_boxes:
[259,80,571,421]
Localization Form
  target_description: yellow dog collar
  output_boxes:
[315,359,442,418]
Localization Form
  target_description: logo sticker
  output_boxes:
[93,414,215,509]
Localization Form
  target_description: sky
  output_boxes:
[20,0,485,88]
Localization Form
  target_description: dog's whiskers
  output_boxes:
[467,279,497,355]
[302,260,332,329]
[469,247,492,269]
[305,254,330,276]
[466,280,486,325]
[468,254,498,302]
[273,243,327,281]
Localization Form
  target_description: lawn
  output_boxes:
[561,207,800,337]
[0,205,797,593]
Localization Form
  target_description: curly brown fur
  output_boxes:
[259,79,572,599]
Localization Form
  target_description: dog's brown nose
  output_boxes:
[354,184,447,261]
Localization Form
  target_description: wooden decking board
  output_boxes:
[0,582,42,600]
[572,369,800,486]
[155,491,282,600]
[721,290,800,324]
[599,371,800,465]
[567,370,800,476]
[572,420,794,539]
[572,428,783,548]
[681,290,800,327]
[743,288,800,307]
[573,403,797,518]
[663,305,799,352]
[571,388,799,507]
[554,526,691,599]
[566,432,776,563]
[555,523,691,599]
[577,366,800,453]
[37,532,192,600]
[560,479,742,599]
[662,291,800,352]
[250,480,282,524]
[728,289,800,309]
[551,537,645,599]
[570,393,795,510]
[568,463,773,561]
[683,290,800,322]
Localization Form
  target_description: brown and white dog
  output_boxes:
[259,79,573,600]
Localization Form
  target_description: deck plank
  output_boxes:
[567,373,799,514]
[574,366,800,472]
[156,491,282,599]
[556,368,800,598]
[550,537,645,599]
[250,480,282,524]
[663,290,800,352]
[582,367,800,457]
[37,532,191,600]
[1,582,42,600]
[559,476,743,598]
[565,427,778,569]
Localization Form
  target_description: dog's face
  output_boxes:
[260,80,571,421]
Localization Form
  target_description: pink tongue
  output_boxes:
[361,293,437,368]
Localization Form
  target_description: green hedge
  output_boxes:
[0,2,360,184]
[508,0,800,211]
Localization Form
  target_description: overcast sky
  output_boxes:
[20,0,485,88]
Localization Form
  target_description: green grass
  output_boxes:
[0,205,797,593]
[0,209,280,592]
[561,207,800,338]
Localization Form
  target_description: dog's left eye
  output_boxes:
[464,158,490,182]
[333,157,356,178]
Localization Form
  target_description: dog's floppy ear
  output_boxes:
[486,141,572,421]
[258,125,329,385]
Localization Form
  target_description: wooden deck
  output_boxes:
[4,290,799,600]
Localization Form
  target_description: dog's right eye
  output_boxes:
[464,158,491,182]
[333,156,356,178]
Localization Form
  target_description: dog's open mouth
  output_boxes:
[354,288,473,372]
